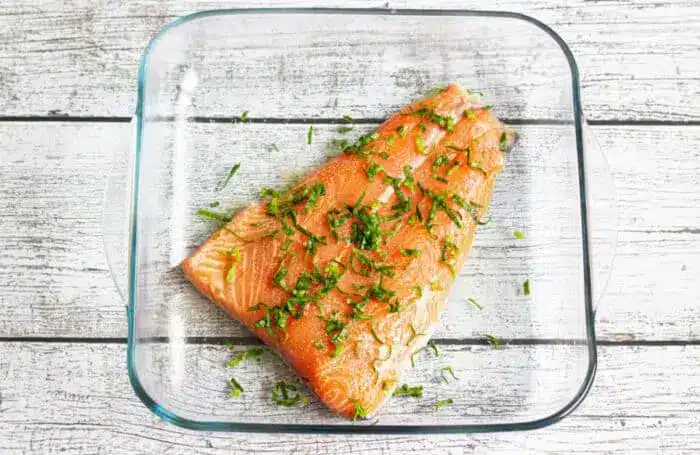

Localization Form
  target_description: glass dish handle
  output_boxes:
[583,121,619,315]
[103,118,136,303]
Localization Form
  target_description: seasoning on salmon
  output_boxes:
[181,83,515,419]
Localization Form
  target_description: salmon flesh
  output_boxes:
[181,83,515,418]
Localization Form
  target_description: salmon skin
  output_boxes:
[181,83,515,419]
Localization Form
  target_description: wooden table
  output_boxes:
[1,1,698,453]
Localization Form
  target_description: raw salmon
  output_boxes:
[181,83,514,418]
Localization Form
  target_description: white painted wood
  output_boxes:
[0,0,698,121]
[0,343,697,454]
[1,123,699,340]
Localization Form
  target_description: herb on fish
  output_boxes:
[352,400,367,420]
[365,162,384,181]
[514,230,525,239]
[313,340,324,350]
[367,277,396,304]
[485,333,501,349]
[432,174,449,183]
[409,285,423,304]
[400,248,421,257]
[337,125,354,134]
[342,131,381,158]
[197,208,232,223]
[415,135,427,155]
[227,347,263,368]
[411,107,455,132]
[381,379,396,391]
[228,377,244,397]
[446,144,487,176]
[429,280,444,292]
[418,184,463,229]
[523,279,531,296]
[393,384,423,398]
[397,125,408,138]
[331,344,344,357]
[307,125,314,144]
[385,135,397,146]
[350,250,395,277]
[247,303,266,312]
[304,182,325,212]
[435,398,453,410]
[451,194,491,226]
[467,297,483,310]
[432,155,450,170]
[226,248,241,282]
[271,381,308,407]
[464,109,477,121]
[440,366,458,383]
[419,122,427,132]
[370,324,385,344]
[426,85,446,96]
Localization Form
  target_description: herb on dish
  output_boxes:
[228,377,244,398]
[240,110,249,121]
[271,143,280,153]
[513,230,525,239]
[197,208,232,223]
[352,400,367,420]
[393,384,423,398]
[467,297,482,310]
[209,201,220,208]
[415,135,427,155]
[435,398,453,410]
[227,346,264,368]
[400,248,421,257]
[307,125,314,145]
[440,366,458,384]
[485,333,501,349]
[271,381,308,407]
[523,279,531,296]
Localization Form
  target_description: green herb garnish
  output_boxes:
[370,324,385,344]
[338,125,354,134]
[313,341,324,350]
[271,143,280,152]
[365,162,384,181]
[209,201,220,208]
[280,238,292,251]
[227,347,263,368]
[500,132,508,151]
[464,109,477,121]
[307,125,314,144]
[304,182,326,212]
[514,230,525,239]
[523,279,531,296]
[485,333,501,349]
[411,107,455,132]
[353,400,367,420]
[400,248,421,257]
[435,398,453,410]
[385,135,397,146]
[415,135,427,155]
[197,208,232,223]
[429,342,439,357]
[426,86,446,96]
[228,377,244,398]
[397,125,408,138]
[467,297,483,310]
[271,381,308,407]
[393,384,423,398]
[343,114,353,122]
[440,366,458,383]
[240,110,249,121]
[350,249,395,277]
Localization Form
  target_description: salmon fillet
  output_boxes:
[181,83,514,419]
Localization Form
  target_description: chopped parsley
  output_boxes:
[352,400,367,420]
[228,377,244,398]
[304,182,326,213]
[271,381,308,407]
[226,246,241,282]
[411,107,455,132]
[209,201,220,208]
[397,125,408,138]
[240,110,249,121]
[227,347,263,368]
[418,184,463,229]
[365,162,384,181]
[464,109,477,121]
[446,144,487,176]
[425,85,446,96]
[271,143,280,152]
[327,208,351,241]
[349,204,383,251]
[435,398,453,410]
[523,279,531,296]
[402,165,415,190]
[400,248,421,257]
[500,131,509,151]
[370,324,385,344]
[393,384,423,398]
[415,135,427,155]
[343,114,353,122]
[485,333,501,349]
[337,125,354,134]
[429,342,439,357]
[440,366,458,384]
[467,297,483,310]
[514,230,525,239]
[307,125,314,144]
[452,194,491,226]
[197,208,232,223]
[385,135,397,146]
[350,249,395,277]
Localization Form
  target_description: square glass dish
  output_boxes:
[104,8,618,433]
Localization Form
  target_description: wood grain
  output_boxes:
[1,122,699,340]
[0,0,698,120]
[0,343,697,454]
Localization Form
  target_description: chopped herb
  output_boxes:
[451,194,490,225]
[327,208,351,241]
[331,344,344,357]
[351,249,395,277]
[370,324,385,344]
[419,184,463,229]
[432,174,449,184]
[429,342,439,357]
[271,143,280,152]
[435,398,453,410]
[432,155,450,170]
[523,279,531,296]
[331,138,350,151]
[393,384,423,398]
[388,300,401,313]
[271,381,308,407]
[513,230,525,239]
[247,303,266,312]
[415,135,427,155]
[440,366,458,384]
[227,347,263,368]
[446,144,487,176]
[280,238,292,251]
[338,125,354,134]
[349,204,383,251]
[365,162,384,181]
[464,109,477,121]
[343,114,353,122]
[367,277,396,304]
[313,340,324,350]
[400,248,421,257]
[385,135,397,146]
[485,333,501,349]
[209,201,220,208]
[410,285,423,303]
[429,280,443,292]
[419,122,427,132]
[228,377,244,398]
[467,297,483,310]
[240,110,249,121]
[426,85,446,96]
[352,400,367,420]
[226,264,238,282]
[500,131,508,151]
[197,208,232,223]
[406,323,426,345]
[304,182,326,212]
[307,125,314,144]
[381,379,396,391]
[402,165,415,191]
[397,125,408,138]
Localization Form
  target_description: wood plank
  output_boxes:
[0,343,698,454]
[0,0,698,120]
[1,123,698,340]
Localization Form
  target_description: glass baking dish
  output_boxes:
[104,8,618,433]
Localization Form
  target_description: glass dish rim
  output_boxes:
[127,7,597,434]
